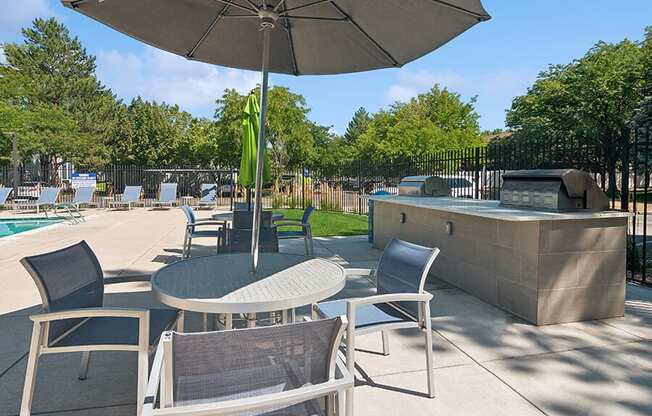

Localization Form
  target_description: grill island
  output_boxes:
[371,169,629,325]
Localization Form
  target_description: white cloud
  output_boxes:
[480,70,533,94]
[0,0,57,36]
[385,69,466,102]
[96,47,260,115]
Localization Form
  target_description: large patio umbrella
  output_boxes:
[240,93,270,210]
[62,0,491,270]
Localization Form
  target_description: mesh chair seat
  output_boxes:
[317,299,407,329]
[190,229,221,238]
[55,309,179,347]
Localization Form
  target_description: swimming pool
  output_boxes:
[0,218,62,238]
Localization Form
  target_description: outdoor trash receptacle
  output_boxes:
[368,191,391,243]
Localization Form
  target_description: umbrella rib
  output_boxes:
[327,1,399,67]
[284,16,347,21]
[279,0,330,15]
[186,4,231,59]
[427,0,491,21]
[279,2,299,75]
[214,0,258,14]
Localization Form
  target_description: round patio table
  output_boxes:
[151,253,345,329]
[210,211,284,223]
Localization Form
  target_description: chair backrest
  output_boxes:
[167,317,345,406]
[200,184,218,203]
[121,185,142,202]
[302,206,315,224]
[234,201,250,211]
[20,241,104,345]
[158,183,177,203]
[36,187,61,204]
[217,226,278,254]
[376,239,439,318]
[233,210,273,229]
[72,187,95,204]
[180,205,196,224]
[0,187,12,204]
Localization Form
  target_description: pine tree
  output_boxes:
[344,107,371,144]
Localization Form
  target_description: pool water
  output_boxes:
[0,218,62,238]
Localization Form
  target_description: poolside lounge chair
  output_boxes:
[19,241,182,416]
[180,205,224,258]
[196,183,218,209]
[142,317,353,416]
[0,187,12,207]
[54,186,94,223]
[275,206,315,256]
[108,185,142,210]
[18,187,61,216]
[152,182,177,209]
[313,238,439,413]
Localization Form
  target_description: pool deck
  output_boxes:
[0,207,650,415]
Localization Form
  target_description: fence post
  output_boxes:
[357,160,362,215]
[621,129,630,212]
[474,147,481,199]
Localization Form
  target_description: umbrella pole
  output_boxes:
[251,25,272,271]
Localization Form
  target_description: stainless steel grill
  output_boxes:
[398,176,451,197]
[500,169,609,211]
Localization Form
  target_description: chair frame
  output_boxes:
[18,187,61,217]
[313,239,440,414]
[142,317,354,416]
[195,183,218,210]
[181,206,224,258]
[19,242,183,416]
[153,183,178,209]
[54,187,95,223]
[108,186,143,210]
[275,206,314,256]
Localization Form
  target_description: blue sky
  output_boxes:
[1,1,651,134]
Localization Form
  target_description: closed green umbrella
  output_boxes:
[239,94,270,197]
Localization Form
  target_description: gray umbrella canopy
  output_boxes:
[62,0,490,75]
[63,0,490,270]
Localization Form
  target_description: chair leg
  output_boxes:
[20,321,44,416]
[345,305,355,416]
[423,301,435,398]
[185,236,193,259]
[78,351,91,380]
[381,331,390,356]
[176,310,185,333]
[338,389,346,416]
[136,317,149,416]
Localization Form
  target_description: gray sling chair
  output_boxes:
[275,206,315,256]
[153,182,178,209]
[19,241,183,416]
[313,238,440,414]
[180,205,224,259]
[108,185,142,210]
[142,317,354,416]
[54,186,95,223]
[196,183,218,209]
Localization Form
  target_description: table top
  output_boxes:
[211,211,284,222]
[151,253,345,314]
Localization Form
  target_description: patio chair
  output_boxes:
[54,186,94,223]
[216,225,279,254]
[234,201,250,211]
[142,317,353,416]
[19,241,182,416]
[196,183,218,209]
[180,205,224,258]
[233,209,274,229]
[0,186,12,207]
[153,182,178,209]
[275,206,315,256]
[108,185,142,210]
[313,238,440,413]
[19,187,61,216]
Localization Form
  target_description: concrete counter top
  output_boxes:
[370,195,630,222]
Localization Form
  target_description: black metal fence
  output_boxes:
[0,134,650,284]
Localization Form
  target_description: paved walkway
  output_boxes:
[0,208,650,415]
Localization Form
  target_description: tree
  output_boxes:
[355,85,483,161]
[344,107,371,145]
[506,33,647,195]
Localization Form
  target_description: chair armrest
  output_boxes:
[274,219,302,226]
[186,221,225,230]
[143,332,169,415]
[344,268,376,278]
[347,292,432,308]
[30,307,149,322]
[145,376,353,416]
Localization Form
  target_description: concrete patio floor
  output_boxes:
[0,208,650,415]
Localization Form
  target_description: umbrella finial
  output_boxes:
[258,9,279,30]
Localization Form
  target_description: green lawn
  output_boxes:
[273,209,368,237]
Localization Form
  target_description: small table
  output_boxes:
[211,211,284,223]
[151,253,345,329]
